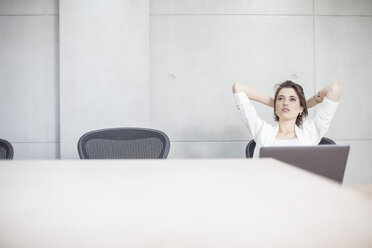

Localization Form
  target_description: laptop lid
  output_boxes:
[259,145,350,183]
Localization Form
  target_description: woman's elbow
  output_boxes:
[232,83,241,93]
[327,82,342,101]
[332,82,341,92]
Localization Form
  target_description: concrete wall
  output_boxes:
[1,0,371,183]
[59,0,149,158]
[150,0,372,183]
[0,0,59,159]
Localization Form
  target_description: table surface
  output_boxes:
[0,159,372,248]
[345,184,372,198]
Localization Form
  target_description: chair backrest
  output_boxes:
[318,137,336,145]
[0,139,14,160]
[77,128,170,159]
[245,139,256,158]
[245,137,336,158]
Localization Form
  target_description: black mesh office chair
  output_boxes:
[318,137,336,145]
[245,139,256,159]
[0,138,14,160]
[77,128,170,159]
[245,137,336,158]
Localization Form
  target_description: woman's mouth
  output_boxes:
[282,108,290,112]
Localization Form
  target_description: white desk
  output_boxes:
[0,159,371,248]
[345,184,372,198]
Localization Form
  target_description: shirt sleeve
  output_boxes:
[310,97,339,142]
[233,92,265,139]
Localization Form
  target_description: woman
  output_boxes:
[232,80,341,158]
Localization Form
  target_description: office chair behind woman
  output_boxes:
[245,137,336,158]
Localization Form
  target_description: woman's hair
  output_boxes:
[273,80,308,126]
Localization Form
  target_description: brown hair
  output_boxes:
[273,80,308,126]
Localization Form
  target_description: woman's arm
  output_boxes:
[232,83,274,107]
[306,82,342,108]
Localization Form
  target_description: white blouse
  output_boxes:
[234,92,339,158]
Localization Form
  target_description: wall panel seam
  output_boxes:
[171,139,372,143]
[10,142,60,144]
[0,14,58,16]
[150,14,313,17]
[150,14,372,17]
[313,0,316,96]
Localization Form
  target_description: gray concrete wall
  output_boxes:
[0,0,59,159]
[149,0,372,183]
[1,0,371,183]
[59,0,150,158]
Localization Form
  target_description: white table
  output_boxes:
[0,159,371,248]
[345,184,372,198]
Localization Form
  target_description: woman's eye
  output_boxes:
[278,97,283,101]
[290,98,296,101]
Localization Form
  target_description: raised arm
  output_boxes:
[232,83,274,107]
[306,82,342,108]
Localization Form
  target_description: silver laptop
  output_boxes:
[259,145,350,183]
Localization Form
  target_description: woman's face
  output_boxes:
[275,87,304,122]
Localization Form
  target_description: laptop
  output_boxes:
[259,145,350,183]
